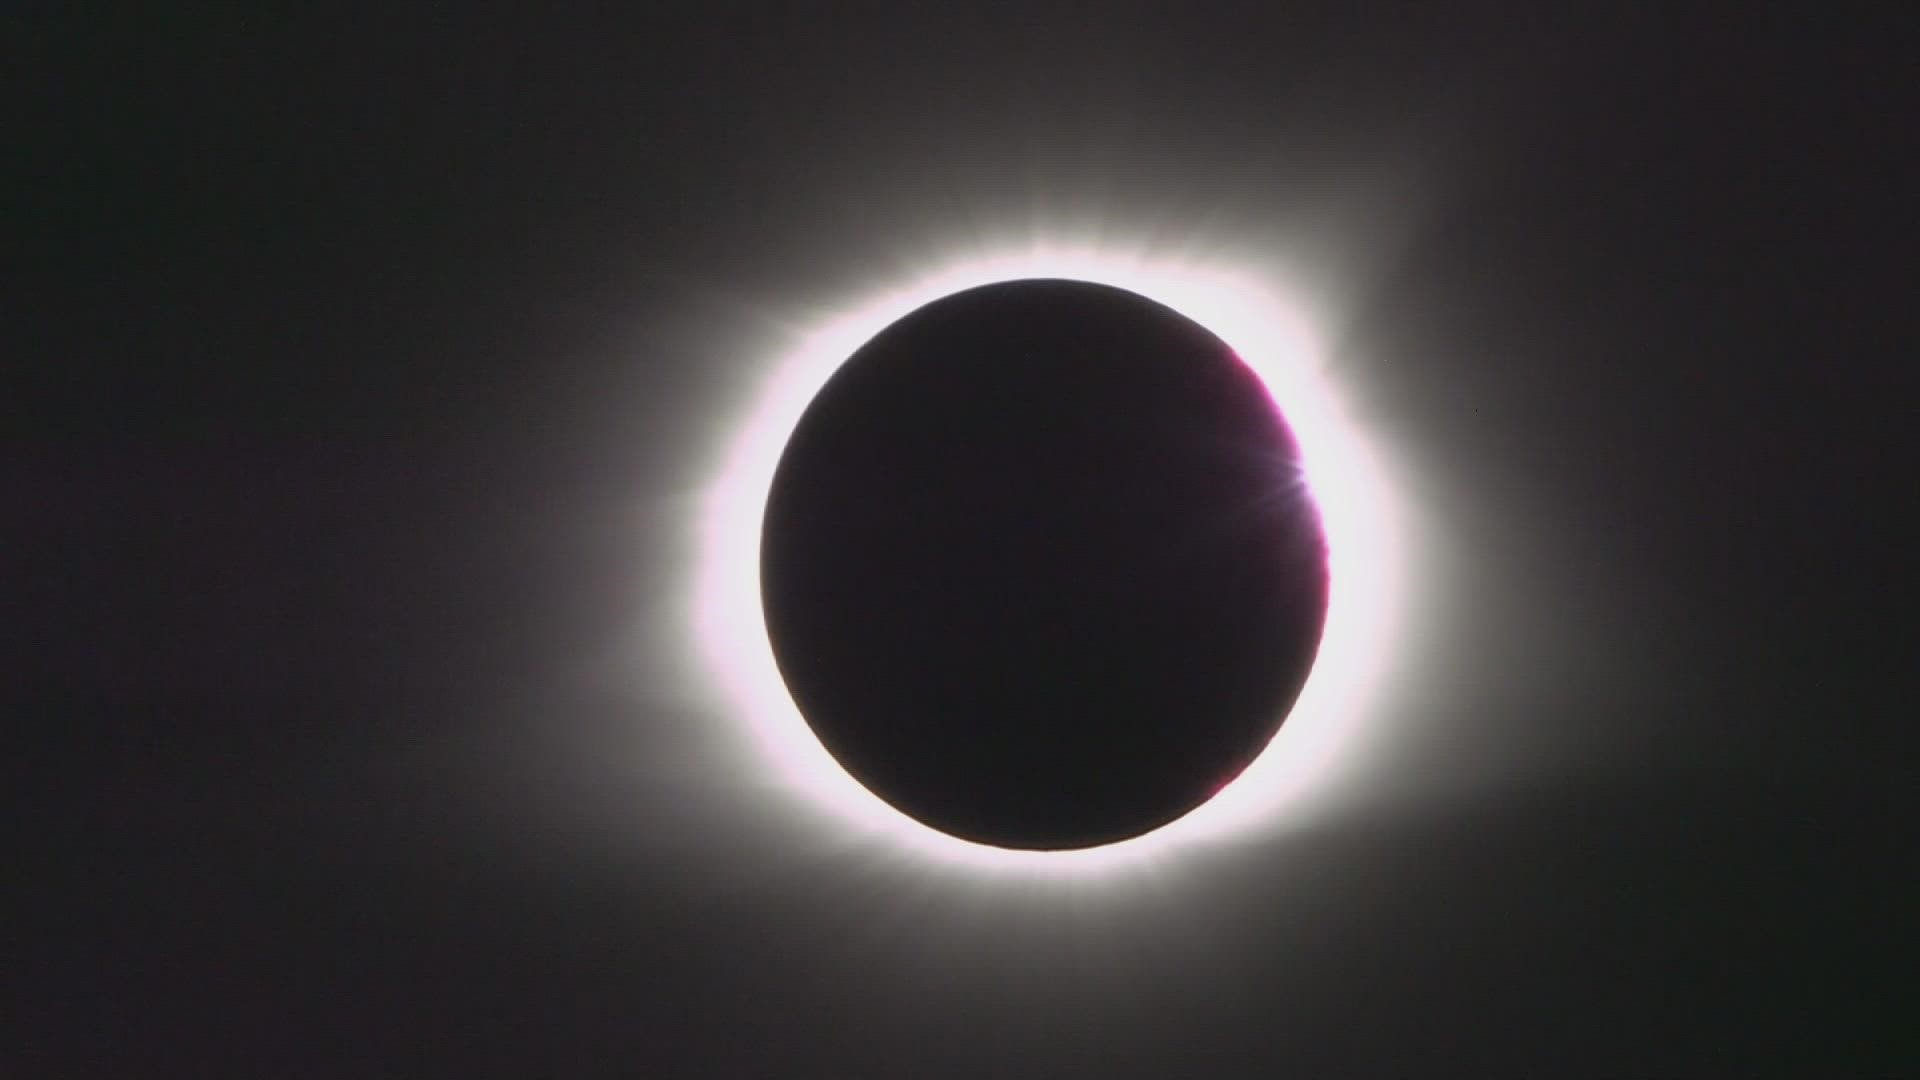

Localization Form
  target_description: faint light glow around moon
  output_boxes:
[693,245,1402,877]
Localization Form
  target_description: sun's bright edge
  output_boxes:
[692,244,1402,879]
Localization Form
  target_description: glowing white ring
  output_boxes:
[694,245,1400,878]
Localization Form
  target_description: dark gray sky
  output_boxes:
[15,5,1912,1075]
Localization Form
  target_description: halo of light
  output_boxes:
[693,244,1401,877]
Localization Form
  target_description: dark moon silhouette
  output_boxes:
[761,279,1329,850]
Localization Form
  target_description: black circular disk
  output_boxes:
[760,279,1329,850]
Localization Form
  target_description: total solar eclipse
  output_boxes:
[760,279,1330,850]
